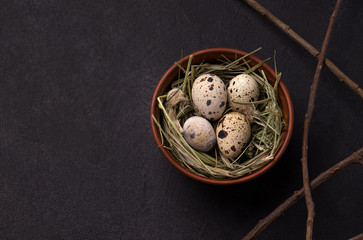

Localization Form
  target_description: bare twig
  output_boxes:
[302,1,343,239]
[241,147,363,240]
[243,0,363,98]
[323,59,363,98]
[348,233,363,240]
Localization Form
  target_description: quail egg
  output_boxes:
[227,74,260,112]
[183,116,216,152]
[216,112,251,158]
[192,74,227,121]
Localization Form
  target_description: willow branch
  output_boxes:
[243,0,363,99]
[348,233,363,240]
[241,147,363,240]
[302,1,343,239]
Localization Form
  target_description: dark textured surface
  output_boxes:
[0,0,362,239]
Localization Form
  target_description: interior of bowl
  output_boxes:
[150,48,293,185]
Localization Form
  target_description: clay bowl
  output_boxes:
[150,48,293,185]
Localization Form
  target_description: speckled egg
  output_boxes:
[183,116,216,152]
[227,74,260,112]
[192,74,227,121]
[216,112,251,158]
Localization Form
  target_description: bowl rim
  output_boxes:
[150,47,294,185]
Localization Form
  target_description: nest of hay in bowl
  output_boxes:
[151,48,292,183]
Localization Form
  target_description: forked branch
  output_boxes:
[243,0,363,98]
[241,147,363,240]
[301,1,343,238]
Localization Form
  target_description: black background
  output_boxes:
[1,0,362,239]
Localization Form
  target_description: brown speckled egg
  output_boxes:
[227,74,260,112]
[183,116,216,152]
[192,74,227,121]
[216,112,251,158]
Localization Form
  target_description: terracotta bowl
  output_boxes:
[150,48,293,185]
